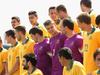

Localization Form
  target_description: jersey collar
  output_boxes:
[22,37,29,45]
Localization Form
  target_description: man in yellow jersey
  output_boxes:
[56,4,80,34]
[80,0,96,27]
[28,11,50,38]
[96,15,100,29]
[77,13,100,74]
[58,47,86,75]
[48,6,61,30]
[5,30,20,75]
[0,37,7,75]
[15,26,35,75]
[22,53,43,75]
[92,48,100,75]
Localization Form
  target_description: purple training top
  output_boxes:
[50,33,67,75]
[64,34,83,63]
[34,38,52,75]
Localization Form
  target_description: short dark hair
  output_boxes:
[5,30,15,39]
[28,11,38,17]
[49,6,56,13]
[77,13,91,24]
[58,47,72,60]
[11,16,20,22]
[80,0,92,8]
[56,5,67,13]
[96,15,100,25]
[62,19,74,30]
[94,48,100,60]
[23,53,37,67]
[15,26,26,35]
[44,20,52,27]
[29,27,43,36]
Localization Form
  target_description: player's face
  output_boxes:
[80,4,88,12]
[15,31,21,41]
[58,56,67,66]
[0,40,2,48]
[95,54,100,68]
[60,23,67,34]
[11,19,20,29]
[97,24,100,29]
[30,34,37,42]
[57,11,66,20]
[49,9,58,21]
[45,23,56,35]
[29,15,38,26]
[5,35,11,44]
[22,58,29,70]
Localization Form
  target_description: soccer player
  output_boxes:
[22,53,43,75]
[91,48,100,75]
[29,27,52,75]
[15,26,35,75]
[96,15,100,29]
[56,4,80,34]
[44,20,67,75]
[0,37,7,75]
[61,19,83,63]
[11,16,20,29]
[48,6,61,30]
[77,13,100,74]
[28,11,50,38]
[80,0,96,27]
[58,47,86,75]
[5,30,20,75]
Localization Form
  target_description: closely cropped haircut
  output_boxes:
[44,20,52,27]
[58,47,72,60]
[23,53,37,67]
[56,5,67,13]
[96,15,100,25]
[62,19,74,30]
[5,30,15,39]
[11,16,20,22]
[94,48,100,60]
[29,27,43,36]
[49,6,56,12]
[15,26,26,35]
[77,13,91,24]
[28,11,38,17]
[80,0,92,8]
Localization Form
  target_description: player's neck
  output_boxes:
[32,22,38,27]
[28,66,36,74]
[86,26,92,33]
[21,35,26,42]
[52,30,60,37]
[66,31,75,38]
[37,36,44,43]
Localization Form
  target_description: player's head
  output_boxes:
[94,48,100,68]
[61,19,74,34]
[77,13,91,31]
[28,11,38,26]
[96,15,100,28]
[5,30,16,44]
[56,5,67,20]
[80,0,92,12]
[44,20,58,35]
[15,26,26,41]
[29,27,43,42]
[58,47,72,66]
[23,53,37,70]
[0,36,2,48]
[49,6,58,21]
[11,16,20,29]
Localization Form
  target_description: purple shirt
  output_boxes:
[34,39,52,75]
[64,34,83,63]
[50,33,67,75]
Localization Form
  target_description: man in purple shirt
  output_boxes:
[60,18,83,63]
[44,20,67,75]
[29,27,52,75]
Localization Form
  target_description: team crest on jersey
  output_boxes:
[70,42,74,46]
[56,39,60,44]
[39,46,43,51]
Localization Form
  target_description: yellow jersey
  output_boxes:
[8,42,20,75]
[82,28,100,73]
[19,38,35,75]
[63,61,86,75]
